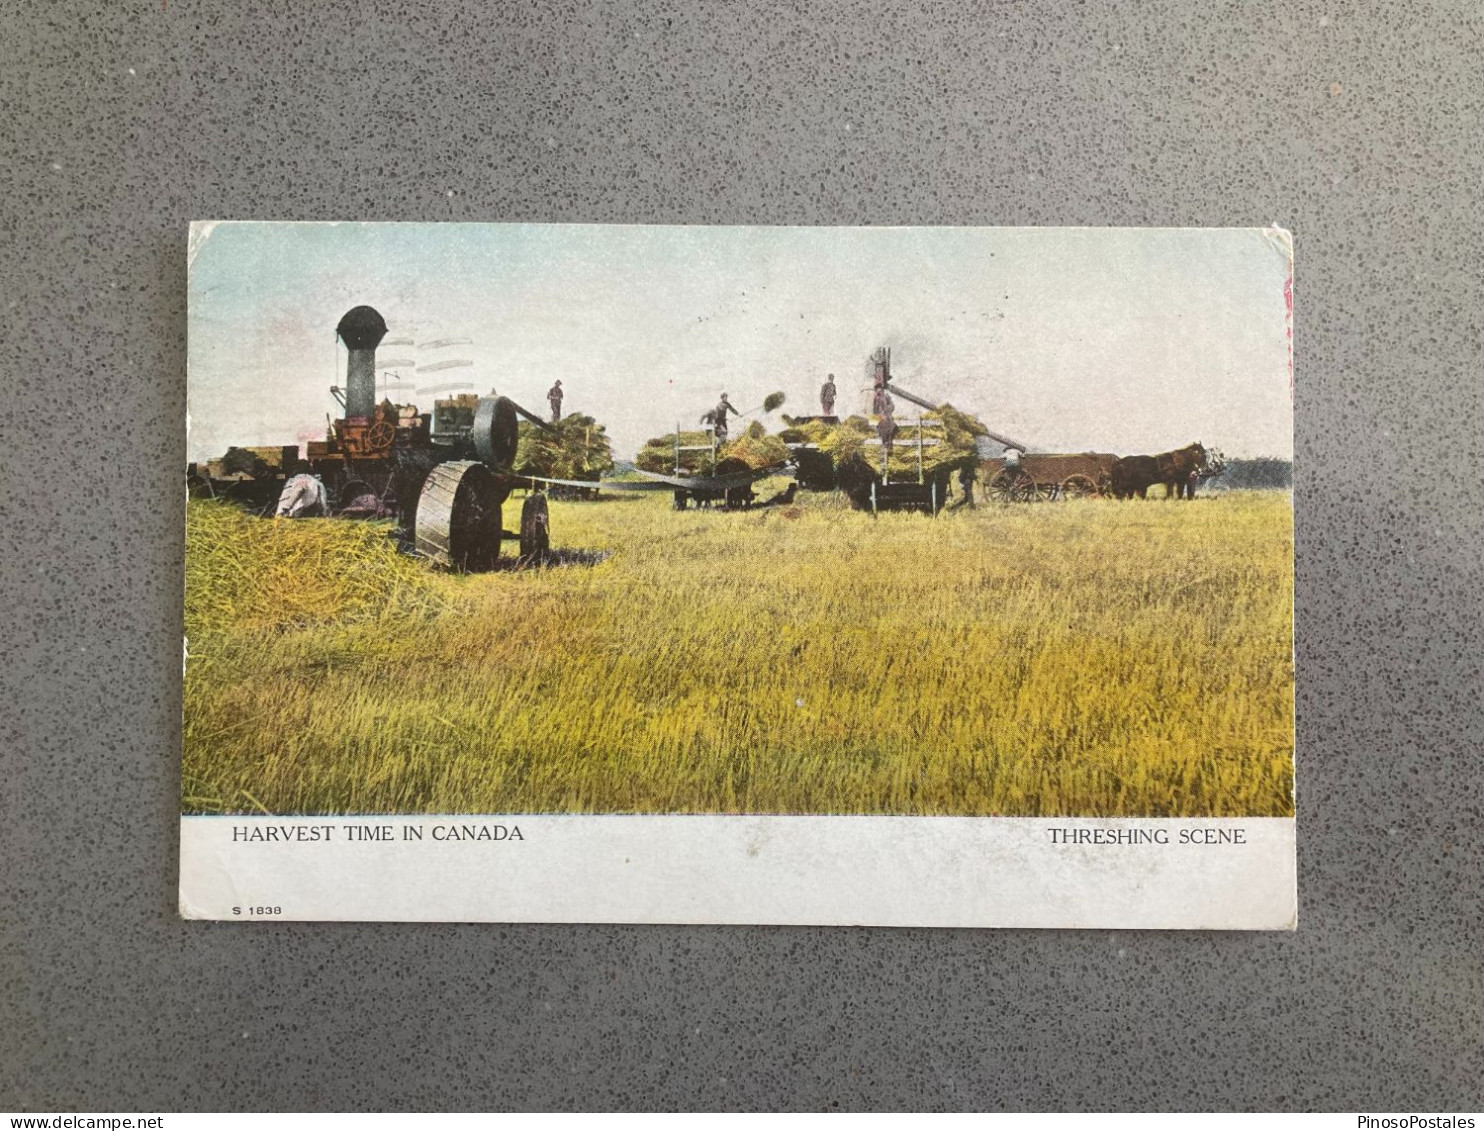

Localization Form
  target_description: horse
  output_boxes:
[1155,443,1207,499]
[1111,455,1160,499]
[1114,444,1207,500]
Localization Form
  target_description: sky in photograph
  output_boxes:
[188,223,1293,463]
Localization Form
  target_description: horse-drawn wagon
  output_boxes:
[980,452,1117,502]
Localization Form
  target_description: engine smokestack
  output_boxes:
[336,305,388,420]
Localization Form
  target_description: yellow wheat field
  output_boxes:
[182,488,1294,817]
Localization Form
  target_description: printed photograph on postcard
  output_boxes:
[180,223,1295,928]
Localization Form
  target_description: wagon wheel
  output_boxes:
[1060,474,1100,500]
[414,460,501,571]
[519,493,550,559]
[365,420,396,452]
[987,468,1023,503]
[1008,471,1043,502]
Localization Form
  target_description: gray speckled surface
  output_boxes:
[3,0,1481,1113]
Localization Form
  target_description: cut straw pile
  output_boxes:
[185,501,446,638]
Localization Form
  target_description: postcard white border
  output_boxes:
[180,815,1295,930]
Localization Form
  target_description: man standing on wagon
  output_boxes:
[820,373,837,417]
[871,377,897,465]
[712,392,741,442]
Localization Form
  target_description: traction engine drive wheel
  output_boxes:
[519,494,550,559]
[414,460,502,571]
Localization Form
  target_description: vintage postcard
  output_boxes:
[180,223,1295,928]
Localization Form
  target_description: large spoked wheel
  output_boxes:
[519,493,550,560]
[1014,474,1049,502]
[989,469,1041,502]
[987,469,1018,503]
[1060,474,1101,500]
[414,460,502,571]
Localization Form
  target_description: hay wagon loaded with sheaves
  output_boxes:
[838,348,1115,510]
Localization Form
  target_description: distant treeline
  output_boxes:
[1215,458,1292,489]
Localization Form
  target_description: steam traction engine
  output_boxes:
[197,304,554,570]
[316,305,556,569]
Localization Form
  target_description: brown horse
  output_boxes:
[1113,443,1208,500]
[1111,455,1160,499]
[1155,443,1207,499]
